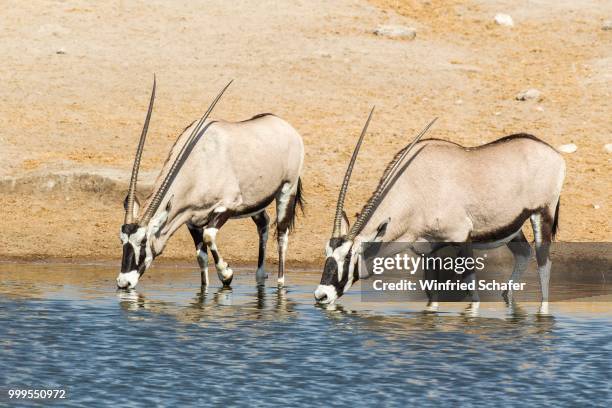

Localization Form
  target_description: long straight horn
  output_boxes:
[331,107,375,238]
[347,117,437,240]
[125,75,156,224]
[139,80,232,226]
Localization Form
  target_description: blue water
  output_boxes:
[0,264,610,407]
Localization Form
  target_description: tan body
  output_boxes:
[356,137,565,245]
[150,115,304,255]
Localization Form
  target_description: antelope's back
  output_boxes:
[201,115,304,204]
[356,135,565,242]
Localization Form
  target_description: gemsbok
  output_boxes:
[314,109,565,314]
[117,79,304,290]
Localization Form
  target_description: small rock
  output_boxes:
[516,88,542,101]
[592,204,601,210]
[602,20,612,31]
[373,25,416,40]
[455,99,463,105]
[604,143,612,153]
[494,13,514,27]
[535,105,544,112]
[558,143,577,154]
[56,49,66,55]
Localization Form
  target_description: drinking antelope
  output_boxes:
[315,109,564,314]
[117,79,304,289]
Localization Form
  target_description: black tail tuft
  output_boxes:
[287,178,305,233]
[551,197,560,241]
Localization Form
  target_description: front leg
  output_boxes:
[203,227,233,286]
[203,211,232,286]
[188,224,209,287]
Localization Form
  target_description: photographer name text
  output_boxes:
[372,279,526,291]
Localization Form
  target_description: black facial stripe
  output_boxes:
[320,254,351,297]
[121,223,140,234]
[336,253,351,294]
[320,257,338,285]
[352,258,360,284]
[138,239,147,272]
[328,237,345,250]
[120,236,147,274]
[121,243,138,273]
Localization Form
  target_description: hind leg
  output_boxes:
[530,212,553,315]
[275,182,298,286]
[252,210,270,286]
[503,230,532,307]
[188,224,209,287]
[459,244,480,315]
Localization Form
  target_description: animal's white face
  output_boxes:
[117,224,150,289]
[116,204,171,289]
[314,239,358,304]
[314,218,390,304]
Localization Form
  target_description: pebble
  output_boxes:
[56,48,66,55]
[592,204,601,210]
[604,143,612,153]
[373,25,416,40]
[602,20,612,31]
[558,143,577,154]
[494,14,514,27]
[516,88,542,101]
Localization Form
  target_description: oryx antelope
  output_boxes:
[117,79,304,289]
[315,109,565,314]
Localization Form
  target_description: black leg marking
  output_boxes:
[188,224,209,286]
[503,230,532,306]
[204,212,232,286]
[531,212,554,314]
[458,244,479,302]
[276,193,298,286]
[252,210,270,285]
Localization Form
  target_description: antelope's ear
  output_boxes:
[375,218,390,239]
[123,194,141,220]
[340,210,350,236]
[372,218,390,242]
[150,198,173,236]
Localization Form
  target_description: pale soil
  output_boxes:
[0,0,610,267]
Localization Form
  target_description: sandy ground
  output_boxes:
[0,0,610,267]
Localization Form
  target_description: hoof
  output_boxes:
[218,266,234,287]
[255,270,268,286]
[464,302,480,317]
[537,301,550,316]
[424,302,439,313]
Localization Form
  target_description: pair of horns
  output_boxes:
[331,111,437,240]
[124,77,232,226]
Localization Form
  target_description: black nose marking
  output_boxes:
[320,257,339,285]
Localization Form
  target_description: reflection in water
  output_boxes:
[116,282,296,326]
[0,264,610,407]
